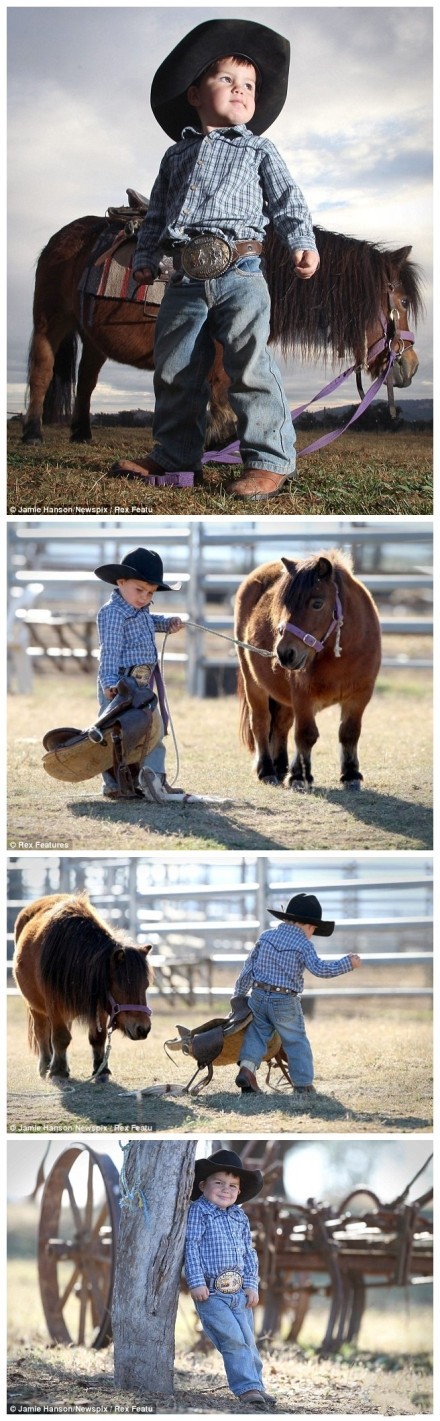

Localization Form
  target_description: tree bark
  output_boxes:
[112,1140,196,1397]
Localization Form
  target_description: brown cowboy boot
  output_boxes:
[227,469,291,499]
[235,1066,262,1093]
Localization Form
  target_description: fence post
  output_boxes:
[187,524,203,695]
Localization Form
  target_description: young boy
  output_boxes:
[232,893,362,1093]
[94,546,186,802]
[112,19,319,499]
[185,1148,272,1409]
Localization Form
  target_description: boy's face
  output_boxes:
[116,578,159,610]
[199,1170,241,1208]
[187,58,257,133]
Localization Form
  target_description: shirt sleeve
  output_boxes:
[241,1212,260,1289]
[97,604,126,689]
[151,614,173,633]
[184,1204,208,1289]
[258,139,317,252]
[132,156,171,275]
[232,942,260,996]
[300,938,353,978]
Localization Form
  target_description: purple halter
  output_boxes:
[108,993,152,1026]
[278,591,344,654]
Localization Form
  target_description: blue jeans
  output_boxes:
[151,258,296,475]
[195,1289,265,1397]
[240,987,314,1087]
[97,682,165,792]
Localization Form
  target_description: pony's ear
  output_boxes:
[112,947,126,964]
[138,943,153,957]
[391,245,412,268]
[281,556,297,577]
[315,556,333,580]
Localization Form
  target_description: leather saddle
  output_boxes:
[42,676,162,797]
[164,999,292,1094]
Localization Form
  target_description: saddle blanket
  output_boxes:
[77,226,165,306]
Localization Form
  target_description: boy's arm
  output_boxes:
[184,1206,208,1292]
[97,605,126,690]
[300,937,358,978]
[258,140,318,256]
[151,614,184,634]
[232,943,259,998]
[132,160,170,278]
[241,1213,259,1291]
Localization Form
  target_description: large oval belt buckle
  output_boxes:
[181,236,232,280]
[214,1268,243,1293]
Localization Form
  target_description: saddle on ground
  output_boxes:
[164,1006,292,1093]
[42,676,162,797]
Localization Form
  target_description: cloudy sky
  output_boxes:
[8,3,433,414]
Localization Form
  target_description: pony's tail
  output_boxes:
[237,667,255,753]
[27,1009,38,1055]
[39,334,78,425]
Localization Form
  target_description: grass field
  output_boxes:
[7,670,432,851]
[7,998,432,1135]
[7,422,433,515]
[8,1217,433,1413]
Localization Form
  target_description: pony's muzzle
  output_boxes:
[392,348,419,388]
[122,1019,152,1040]
[277,645,309,671]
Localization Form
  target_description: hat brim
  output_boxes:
[192,1161,263,1204]
[94,563,179,591]
[151,20,290,139]
[268,909,335,936]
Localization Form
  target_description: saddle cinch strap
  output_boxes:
[42,676,163,791]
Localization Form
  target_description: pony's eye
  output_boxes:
[311,598,324,609]
[401,297,409,309]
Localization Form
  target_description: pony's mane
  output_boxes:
[38,894,150,1022]
[274,550,352,621]
[264,225,423,361]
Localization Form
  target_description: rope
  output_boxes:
[92,1025,113,1079]
[119,1141,150,1228]
[160,622,274,788]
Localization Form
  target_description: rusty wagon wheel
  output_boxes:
[38,1144,120,1347]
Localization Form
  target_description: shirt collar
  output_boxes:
[181,123,249,140]
[110,588,146,619]
[196,1196,241,1216]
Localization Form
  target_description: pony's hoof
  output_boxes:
[260,775,280,787]
[286,780,308,793]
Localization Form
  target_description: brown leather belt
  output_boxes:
[172,235,262,279]
[254,981,298,995]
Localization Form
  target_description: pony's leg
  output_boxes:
[48,1018,72,1077]
[23,320,74,443]
[339,697,369,788]
[269,701,294,782]
[29,1009,53,1077]
[287,708,319,789]
[88,1020,111,1078]
[247,683,279,784]
[70,337,105,442]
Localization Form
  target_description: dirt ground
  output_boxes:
[7,672,432,851]
[7,1340,433,1414]
[7,999,432,1135]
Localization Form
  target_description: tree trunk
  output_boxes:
[112,1141,196,1397]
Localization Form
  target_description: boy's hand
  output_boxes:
[190,1285,210,1301]
[349,953,362,969]
[103,686,118,700]
[292,249,320,279]
[132,267,154,284]
[244,1288,259,1308]
[167,617,185,633]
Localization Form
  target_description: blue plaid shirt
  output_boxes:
[185,1196,259,1290]
[233,922,353,995]
[133,124,317,275]
[97,589,171,689]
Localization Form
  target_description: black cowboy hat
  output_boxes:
[94,548,180,592]
[268,893,335,937]
[191,1149,263,1204]
[151,20,290,140]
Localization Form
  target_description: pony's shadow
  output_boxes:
[312,786,432,848]
[48,1074,192,1129]
[70,797,286,850]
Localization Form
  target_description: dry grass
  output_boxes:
[7,422,433,516]
[7,999,432,1134]
[7,671,432,851]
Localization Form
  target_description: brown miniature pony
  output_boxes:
[22,220,422,445]
[235,551,381,789]
[13,893,153,1080]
